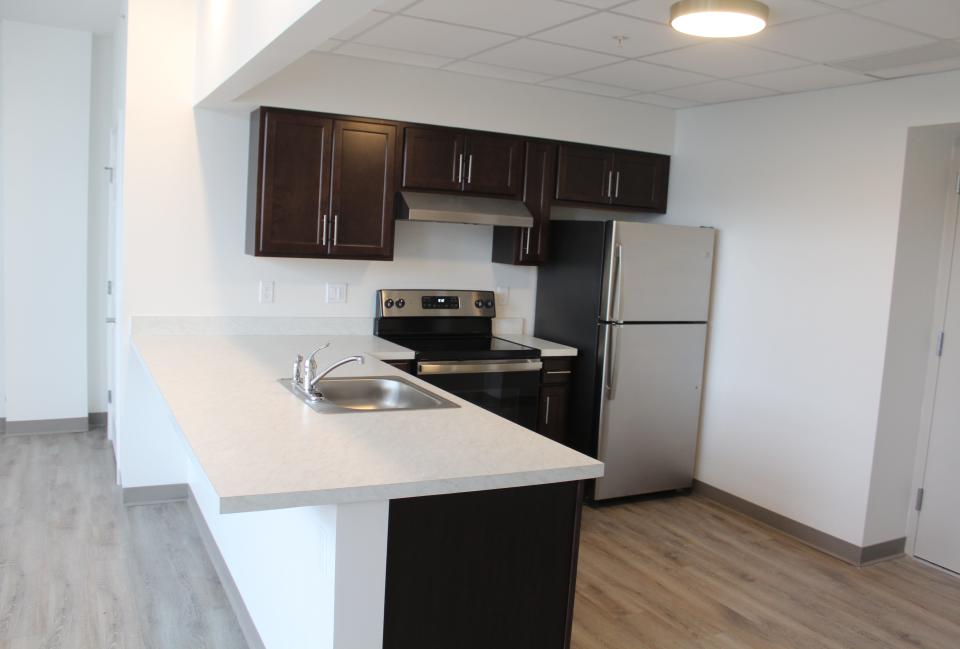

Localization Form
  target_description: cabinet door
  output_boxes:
[538,384,570,444]
[556,143,613,205]
[328,120,397,259]
[611,151,670,212]
[402,127,464,192]
[253,110,332,256]
[519,141,556,263]
[463,132,524,197]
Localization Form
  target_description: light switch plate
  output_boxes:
[259,280,275,304]
[495,286,509,306]
[325,283,347,304]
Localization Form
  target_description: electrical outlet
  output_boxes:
[259,280,275,304]
[325,283,347,304]
[495,286,510,307]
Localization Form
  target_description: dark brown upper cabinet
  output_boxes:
[328,120,397,258]
[247,108,396,260]
[556,143,669,213]
[402,126,524,198]
[492,140,556,266]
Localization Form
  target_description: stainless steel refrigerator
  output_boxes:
[534,220,715,500]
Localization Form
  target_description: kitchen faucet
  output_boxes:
[294,344,364,401]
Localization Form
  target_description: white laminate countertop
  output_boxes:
[132,334,601,514]
[496,334,578,357]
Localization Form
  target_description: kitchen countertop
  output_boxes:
[496,334,578,357]
[132,334,601,514]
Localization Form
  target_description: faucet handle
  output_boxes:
[294,353,304,384]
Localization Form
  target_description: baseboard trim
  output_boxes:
[2,416,90,436]
[186,489,267,649]
[89,411,108,428]
[693,480,905,567]
[122,484,190,506]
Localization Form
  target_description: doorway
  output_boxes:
[913,171,960,575]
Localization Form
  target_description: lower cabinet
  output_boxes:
[538,358,573,444]
[384,360,415,374]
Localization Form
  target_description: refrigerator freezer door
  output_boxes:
[601,222,715,323]
[595,323,707,500]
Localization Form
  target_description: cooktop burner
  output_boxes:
[377,334,539,362]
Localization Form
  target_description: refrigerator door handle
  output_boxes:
[606,323,619,400]
[612,243,624,323]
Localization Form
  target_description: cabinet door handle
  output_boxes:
[546,370,572,375]
[524,227,532,255]
[606,170,613,198]
[545,395,551,426]
[614,171,620,198]
[457,153,464,183]
[321,213,328,246]
[467,154,473,184]
[333,214,339,245]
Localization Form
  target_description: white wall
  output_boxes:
[88,33,115,415]
[667,70,960,545]
[863,125,960,546]
[0,21,92,424]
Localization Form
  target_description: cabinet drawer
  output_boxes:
[541,358,573,385]
[385,360,415,374]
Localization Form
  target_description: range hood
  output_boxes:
[398,191,533,228]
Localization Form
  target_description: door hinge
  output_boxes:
[107,280,113,296]
[916,488,925,511]
[936,331,945,357]
[955,172,960,195]
[107,390,113,405]
[104,166,115,183]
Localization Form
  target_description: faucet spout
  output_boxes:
[309,355,365,391]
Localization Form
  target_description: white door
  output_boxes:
[915,194,960,574]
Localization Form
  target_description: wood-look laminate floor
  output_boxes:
[572,495,960,649]
[3,431,958,649]
[0,430,246,649]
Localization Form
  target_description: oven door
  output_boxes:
[417,359,543,431]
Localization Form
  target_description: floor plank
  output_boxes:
[0,430,246,649]
[573,495,960,649]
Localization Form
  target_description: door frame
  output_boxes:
[906,157,960,560]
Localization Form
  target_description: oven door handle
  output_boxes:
[418,360,543,375]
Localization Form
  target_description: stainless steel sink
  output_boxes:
[280,376,459,413]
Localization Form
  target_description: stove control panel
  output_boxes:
[376,290,496,318]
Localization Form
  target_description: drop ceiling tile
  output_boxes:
[865,56,960,79]
[664,80,779,103]
[471,39,623,75]
[855,0,960,40]
[623,93,702,108]
[541,77,637,97]
[737,64,873,91]
[612,0,834,26]
[574,60,712,91]
[334,11,390,40]
[747,13,935,62]
[534,12,696,57]
[355,15,513,58]
[405,0,592,36]
[335,42,454,68]
[443,60,551,83]
[642,41,808,77]
[815,0,882,7]
[557,0,630,8]
[378,0,418,11]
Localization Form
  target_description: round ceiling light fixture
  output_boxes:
[670,0,769,38]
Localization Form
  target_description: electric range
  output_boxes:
[374,289,542,430]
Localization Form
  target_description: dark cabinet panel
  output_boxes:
[556,143,613,204]
[249,110,332,256]
[463,132,524,197]
[492,140,557,266]
[385,360,415,373]
[329,120,397,259]
[538,384,570,444]
[402,127,463,192]
[384,481,584,649]
[611,151,670,211]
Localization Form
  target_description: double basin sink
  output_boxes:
[280,375,458,414]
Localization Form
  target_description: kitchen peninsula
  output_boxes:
[122,332,602,649]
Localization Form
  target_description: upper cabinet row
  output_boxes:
[246,107,670,263]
